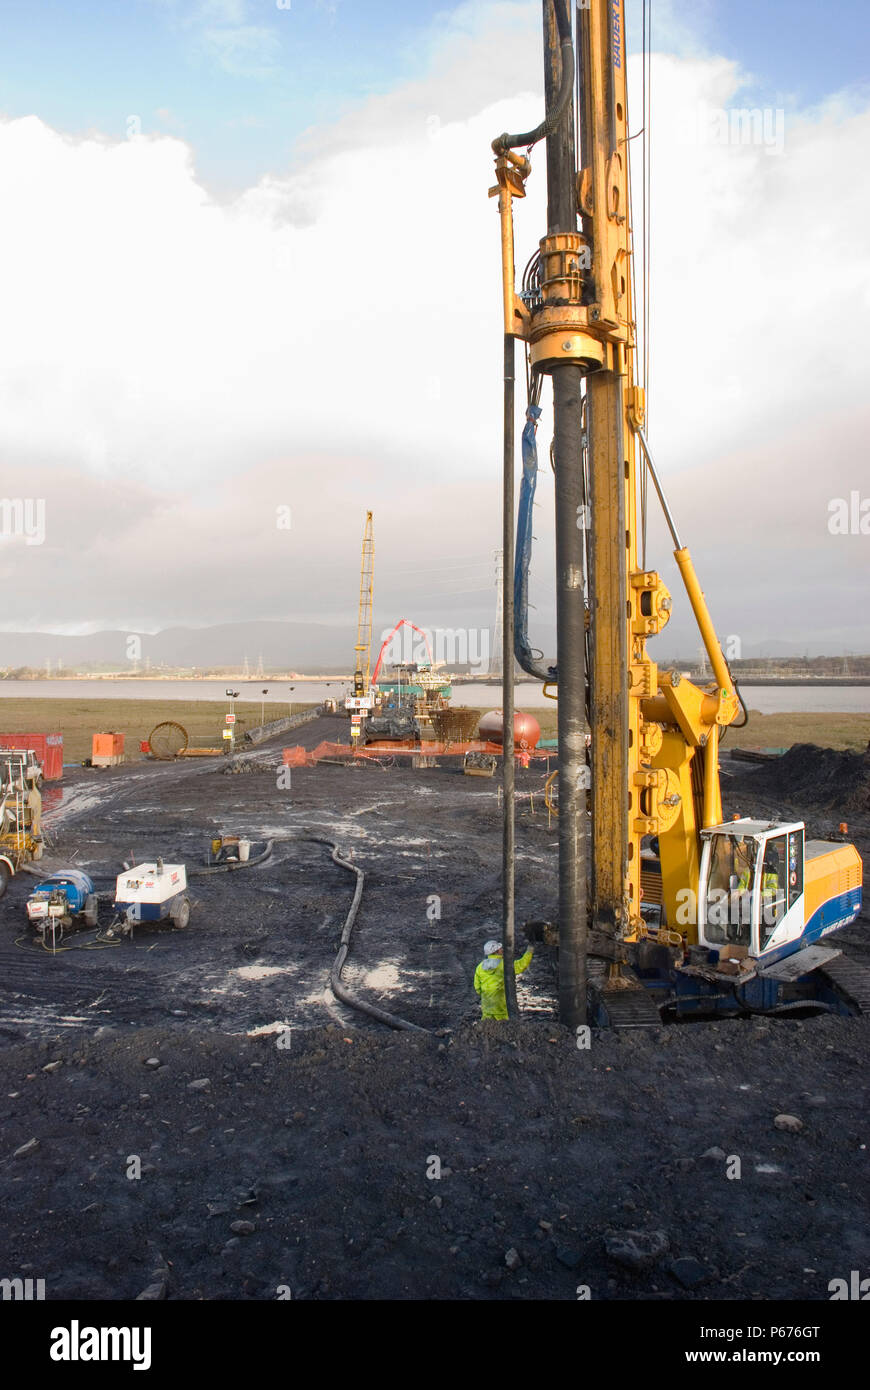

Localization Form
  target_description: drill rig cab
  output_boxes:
[699,819,862,964]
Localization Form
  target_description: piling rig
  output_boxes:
[493,1,862,1025]
[353,511,375,699]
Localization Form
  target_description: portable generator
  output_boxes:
[26,870,98,933]
[113,860,190,929]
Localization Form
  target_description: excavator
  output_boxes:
[493,1,864,1023]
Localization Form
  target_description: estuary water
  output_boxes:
[0,679,868,714]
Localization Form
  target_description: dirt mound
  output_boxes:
[753,743,870,816]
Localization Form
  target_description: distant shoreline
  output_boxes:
[0,673,351,682]
[4,673,869,688]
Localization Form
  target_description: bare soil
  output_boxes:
[0,715,868,1300]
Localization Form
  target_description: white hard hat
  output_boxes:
[484,939,502,956]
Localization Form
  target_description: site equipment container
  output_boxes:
[0,733,63,781]
[92,732,124,766]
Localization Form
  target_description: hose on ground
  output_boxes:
[307,837,429,1033]
[187,841,274,876]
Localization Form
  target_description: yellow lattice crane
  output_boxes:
[353,511,374,697]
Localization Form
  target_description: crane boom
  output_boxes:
[353,511,374,697]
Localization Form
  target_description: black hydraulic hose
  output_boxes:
[721,681,749,736]
[309,837,429,1033]
[492,1,573,154]
[187,841,274,876]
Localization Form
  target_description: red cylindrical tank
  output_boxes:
[478,709,541,750]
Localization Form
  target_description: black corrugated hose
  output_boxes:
[491,0,573,154]
[309,837,429,1033]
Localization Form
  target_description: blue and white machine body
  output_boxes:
[26,870,96,926]
[114,861,188,925]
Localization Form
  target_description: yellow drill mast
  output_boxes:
[353,511,375,697]
[494,1,741,1021]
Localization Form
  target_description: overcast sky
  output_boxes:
[0,0,868,658]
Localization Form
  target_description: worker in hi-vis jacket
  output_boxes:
[473,938,533,1020]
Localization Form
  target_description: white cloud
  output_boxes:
[0,4,867,654]
[199,24,281,78]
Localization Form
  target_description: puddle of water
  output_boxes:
[44,790,103,821]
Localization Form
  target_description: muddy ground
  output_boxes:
[0,716,868,1300]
